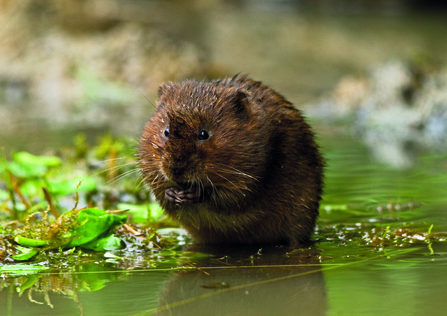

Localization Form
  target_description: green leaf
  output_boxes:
[76,264,112,292]
[118,203,148,223]
[6,161,47,178]
[48,176,97,196]
[13,209,127,253]
[118,202,164,223]
[7,152,62,178]
[0,188,8,201]
[18,179,45,196]
[82,234,123,251]
[0,160,5,175]
[0,264,49,276]
[13,152,62,167]
[17,275,40,295]
[64,208,127,249]
[148,202,164,219]
[11,246,39,261]
[321,204,349,212]
[14,235,52,247]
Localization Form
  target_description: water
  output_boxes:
[1,127,447,316]
[323,247,447,316]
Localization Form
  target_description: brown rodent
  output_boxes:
[138,75,324,245]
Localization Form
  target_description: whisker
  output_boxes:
[217,185,238,206]
[107,168,140,185]
[93,161,137,177]
[199,178,206,202]
[205,174,217,200]
[213,172,247,198]
[138,89,156,110]
[135,178,147,191]
[213,163,259,181]
[98,157,130,163]
[150,173,166,187]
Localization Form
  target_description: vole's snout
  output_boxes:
[163,153,194,183]
[171,166,185,178]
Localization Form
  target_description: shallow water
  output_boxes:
[1,127,447,316]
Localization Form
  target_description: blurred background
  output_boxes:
[0,0,447,167]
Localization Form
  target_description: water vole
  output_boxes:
[138,75,324,245]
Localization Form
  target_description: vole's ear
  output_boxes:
[157,83,175,111]
[157,83,170,97]
[229,88,251,121]
[156,84,167,111]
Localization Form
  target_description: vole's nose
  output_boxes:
[171,166,185,177]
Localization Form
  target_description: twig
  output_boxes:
[187,262,210,275]
[42,187,59,218]
[71,181,83,212]
[8,171,31,209]
[107,148,117,182]
[123,224,140,235]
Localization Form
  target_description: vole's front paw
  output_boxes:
[165,187,202,205]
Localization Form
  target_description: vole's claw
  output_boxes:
[165,187,180,203]
[165,186,202,204]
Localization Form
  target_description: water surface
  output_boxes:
[1,127,446,316]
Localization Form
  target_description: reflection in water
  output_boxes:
[0,269,171,316]
[154,245,327,315]
[3,246,447,316]
[157,265,326,316]
[0,246,327,316]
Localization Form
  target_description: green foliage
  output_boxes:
[118,202,164,224]
[0,134,145,217]
[0,264,50,276]
[11,246,40,261]
[63,208,127,249]
[47,176,97,196]
[6,152,62,178]
[0,134,182,271]
[10,208,127,261]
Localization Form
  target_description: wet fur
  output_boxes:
[138,75,324,245]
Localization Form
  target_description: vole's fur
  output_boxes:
[138,75,324,245]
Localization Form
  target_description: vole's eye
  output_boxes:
[198,130,209,140]
[164,128,170,138]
